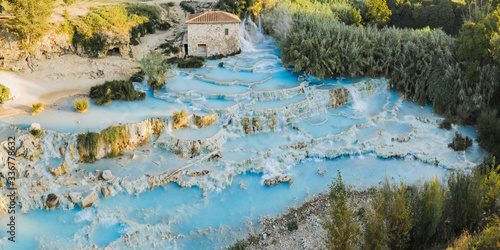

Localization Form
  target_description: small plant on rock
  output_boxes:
[30,128,43,137]
[32,103,43,114]
[287,219,298,231]
[74,98,89,113]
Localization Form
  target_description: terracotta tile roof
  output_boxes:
[186,10,241,24]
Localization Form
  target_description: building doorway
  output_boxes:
[197,44,207,56]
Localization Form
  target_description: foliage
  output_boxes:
[473,215,500,249]
[0,85,10,104]
[207,49,242,60]
[287,219,298,231]
[322,170,360,249]
[218,62,224,67]
[363,187,389,249]
[180,1,195,14]
[448,131,473,151]
[247,0,279,16]
[31,103,43,114]
[172,109,187,125]
[30,128,43,137]
[77,131,100,163]
[4,0,56,52]
[227,239,248,250]
[138,52,173,90]
[410,179,444,246]
[130,72,145,82]
[63,0,77,6]
[443,170,482,238]
[101,125,129,157]
[167,56,205,68]
[387,0,463,35]
[127,4,169,46]
[479,160,500,215]
[217,0,248,17]
[89,80,146,105]
[74,98,89,113]
[159,42,181,56]
[71,5,156,57]
[366,0,391,26]
[477,110,500,158]
[380,180,413,249]
[439,119,452,130]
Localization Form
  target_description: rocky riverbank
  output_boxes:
[247,190,370,249]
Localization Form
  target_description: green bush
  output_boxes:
[167,56,205,68]
[439,119,452,130]
[32,103,43,114]
[207,49,241,60]
[180,1,195,14]
[74,98,89,113]
[227,239,248,250]
[0,84,10,104]
[89,80,146,105]
[130,72,145,82]
[448,131,473,151]
[138,52,174,90]
[167,2,175,7]
[159,42,180,56]
[30,128,43,137]
[77,131,100,163]
[287,219,298,231]
[218,62,224,67]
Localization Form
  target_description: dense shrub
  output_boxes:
[31,103,43,114]
[439,119,452,130]
[130,72,145,82]
[167,56,205,68]
[227,239,248,250]
[207,49,241,60]
[77,132,100,163]
[448,131,473,151]
[138,52,174,90]
[74,98,89,113]
[0,84,10,104]
[180,1,195,14]
[287,219,298,231]
[159,42,181,56]
[322,170,360,249]
[30,128,43,137]
[89,80,146,105]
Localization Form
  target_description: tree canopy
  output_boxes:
[4,0,56,52]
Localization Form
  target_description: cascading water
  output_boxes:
[346,85,368,112]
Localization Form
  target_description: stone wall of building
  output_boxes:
[187,23,241,57]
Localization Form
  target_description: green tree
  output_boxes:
[322,170,361,249]
[411,179,444,246]
[381,180,413,249]
[363,188,389,250]
[443,170,483,238]
[4,0,56,51]
[366,0,392,26]
[217,0,248,17]
[138,52,173,90]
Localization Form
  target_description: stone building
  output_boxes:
[185,9,241,57]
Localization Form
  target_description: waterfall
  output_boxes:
[345,85,368,112]
[304,86,329,116]
[258,16,263,34]
[239,17,265,52]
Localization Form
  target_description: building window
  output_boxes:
[225,28,229,36]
